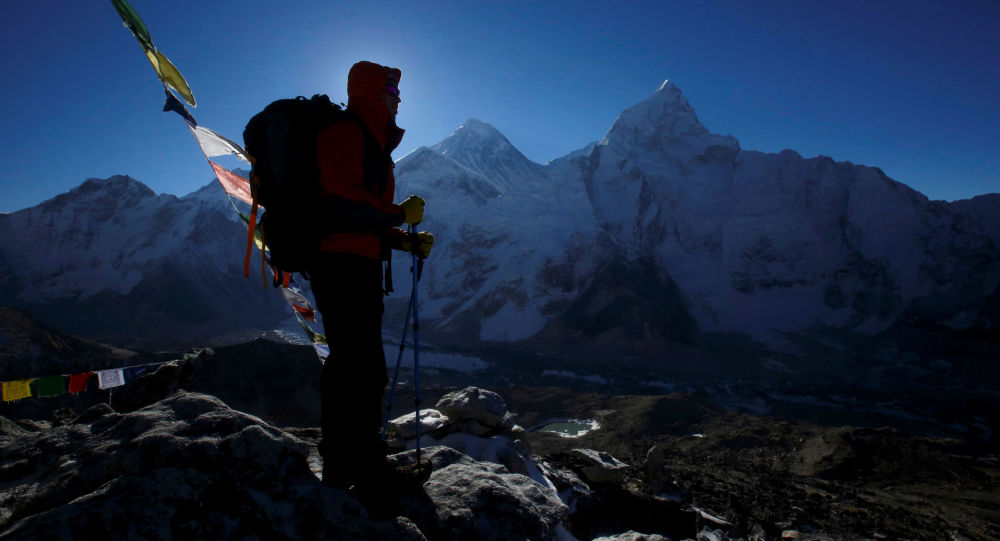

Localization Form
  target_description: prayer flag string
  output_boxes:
[0,353,203,403]
[107,0,328,360]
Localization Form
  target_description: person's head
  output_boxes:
[348,61,402,122]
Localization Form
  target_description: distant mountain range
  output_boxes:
[0,174,290,349]
[2,80,999,367]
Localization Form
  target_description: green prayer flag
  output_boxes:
[110,0,197,107]
[36,376,66,398]
[110,0,155,53]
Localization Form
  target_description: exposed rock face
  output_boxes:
[390,446,568,541]
[0,392,421,540]
[570,448,629,485]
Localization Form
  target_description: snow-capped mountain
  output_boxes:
[2,82,998,361]
[0,175,289,348]
[429,119,546,192]
[392,81,1000,353]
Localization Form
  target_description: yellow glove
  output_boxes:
[399,195,425,225]
[393,231,435,258]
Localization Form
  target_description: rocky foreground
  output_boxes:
[0,380,700,540]
[1,358,998,540]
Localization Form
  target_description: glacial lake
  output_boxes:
[532,419,599,437]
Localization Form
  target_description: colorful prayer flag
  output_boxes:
[210,161,253,205]
[97,369,126,390]
[313,343,330,361]
[191,125,249,162]
[145,49,197,107]
[36,376,67,398]
[68,372,94,393]
[291,303,316,322]
[164,89,197,127]
[281,288,311,307]
[2,379,34,402]
[110,0,155,53]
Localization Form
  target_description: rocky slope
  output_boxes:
[0,306,135,382]
[3,373,996,540]
[0,380,703,541]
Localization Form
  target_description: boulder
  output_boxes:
[537,459,595,514]
[644,444,689,501]
[435,386,512,429]
[390,446,568,541]
[572,448,629,485]
[387,408,452,444]
[419,432,536,478]
[0,391,423,540]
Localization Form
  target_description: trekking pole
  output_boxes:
[410,224,423,465]
[381,286,415,441]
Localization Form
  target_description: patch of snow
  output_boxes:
[530,418,600,438]
[691,507,733,526]
[479,304,548,341]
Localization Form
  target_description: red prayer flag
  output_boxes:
[210,161,253,205]
[68,372,94,393]
[291,303,316,322]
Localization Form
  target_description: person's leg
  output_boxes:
[311,252,387,487]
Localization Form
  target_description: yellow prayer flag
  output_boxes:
[145,49,196,107]
[2,379,34,402]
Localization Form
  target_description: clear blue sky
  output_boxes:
[1,0,997,213]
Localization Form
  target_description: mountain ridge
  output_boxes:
[2,81,998,363]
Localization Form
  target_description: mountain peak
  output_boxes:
[64,175,157,204]
[600,80,738,158]
[432,119,509,156]
[458,118,501,137]
[430,119,543,192]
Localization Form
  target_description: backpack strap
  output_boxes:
[244,164,261,279]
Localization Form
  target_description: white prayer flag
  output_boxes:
[189,125,250,163]
[281,287,311,307]
[97,369,125,390]
[313,343,330,362]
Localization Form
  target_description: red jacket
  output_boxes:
[316,61,406,259]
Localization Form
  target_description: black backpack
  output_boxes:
[242,94,386,282]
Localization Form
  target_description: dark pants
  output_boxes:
[309,252,388,485]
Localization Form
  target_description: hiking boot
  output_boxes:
[321,462,355,490]
[372,460,432,492]
[352,461,433,519]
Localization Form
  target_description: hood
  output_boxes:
[347,60,404,153]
